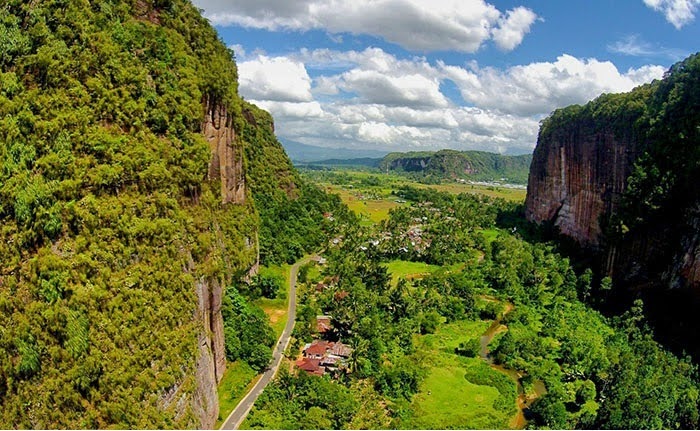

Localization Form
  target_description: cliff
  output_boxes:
[525,53,700,291]
[0,0,280,428]
[380,150,532,183]
[203,96,246,205]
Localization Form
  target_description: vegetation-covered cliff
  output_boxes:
[0,0,315,428]
[379,149,532,183]
[526,53,700,292]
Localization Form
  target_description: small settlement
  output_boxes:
[295,337,353,377]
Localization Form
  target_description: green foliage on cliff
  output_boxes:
[378,149,532,183]
[240,102,356,265]
[0,0,259,427]
[622,53,700,231]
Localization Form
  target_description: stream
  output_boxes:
[478,301,546,429]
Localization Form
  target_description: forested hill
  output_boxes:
[379,149,532,183]
[526,52,700,291]
[0,1,338,428]
[525,52,700,358]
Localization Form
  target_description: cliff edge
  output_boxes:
[525,53,700,291]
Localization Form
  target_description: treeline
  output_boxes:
[247,185,699,429]
[379,149,532,184]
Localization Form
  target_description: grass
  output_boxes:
[402,319,516,430]
[420,182,526,202]
[215,361,260,428]
[383,260,441,286]
[253,264,291,338]
[330,187,400,224]
[217,263,293,427]
[308,168,526,226]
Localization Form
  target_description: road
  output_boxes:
[220,257,308,430]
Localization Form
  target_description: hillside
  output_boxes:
[525,52,700,356]
[0,1,306,428]
[379,150,533,183]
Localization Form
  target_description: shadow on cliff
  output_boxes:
[497,205,700,362]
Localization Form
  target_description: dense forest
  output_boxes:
[379,149,532,184]
[244,186,699,429]
[0,0,350,427]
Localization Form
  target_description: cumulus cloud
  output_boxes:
[192,0,537,52]
[238,56,313,102]
[441,54,666,116]
[491,7,538,51]
[643,0,700,29]
[337,70,449,108]
[236,49,665,153]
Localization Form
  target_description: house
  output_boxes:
[297,340,354,376]
[296,357,325,376]
[316,315,332,334]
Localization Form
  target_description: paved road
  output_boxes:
[220,258,308,430]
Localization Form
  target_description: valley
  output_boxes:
[1,1,699,430]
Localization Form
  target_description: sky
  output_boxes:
[191,0,699,155]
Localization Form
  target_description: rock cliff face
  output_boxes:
[525,54,700,291]
[525,127,640,247]
[203,96,246,205]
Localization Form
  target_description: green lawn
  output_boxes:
[402,319,515,430]
[383,260,441,286]
[215,361,259,428]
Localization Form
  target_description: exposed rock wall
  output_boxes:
[525,127,640,247]
[525,87,700,291]
[192,277,225,429]
[192,97,251,428]
[203,96,246,205]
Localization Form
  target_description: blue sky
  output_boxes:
[192,0,699,154]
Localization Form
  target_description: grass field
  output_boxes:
[384,260,441,286]
[253,264,291,337]
[419,182,526,202]
[215,361,260,428]
[402,319,515,430]
[307,168,526,226]
[331,188,401,225]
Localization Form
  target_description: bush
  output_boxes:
[455,338,481,358]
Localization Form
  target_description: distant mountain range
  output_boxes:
[280,140,390,162]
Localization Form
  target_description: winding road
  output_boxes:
[220,257,309,430]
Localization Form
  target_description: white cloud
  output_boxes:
[228,44,246,59]
[192,0,537,52]
[607,34,688,60]
[441,54,666,116]
[491,7,538,51]
[236,48,665,154]
[238,56,313,102]
[249,100,325,119]
[337,70,449,108]
[643,0,700,29]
